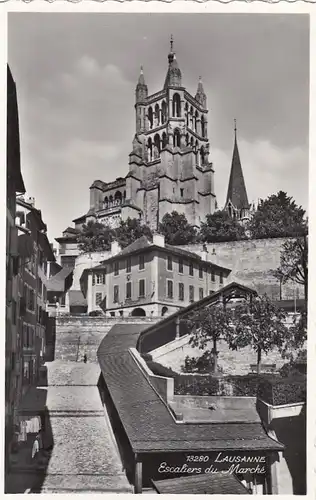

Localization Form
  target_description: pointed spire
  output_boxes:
[138,65,145,86]
[195,76,207,108]
[135,65,148,103]
[225,120,249,211]
[164,35,182,88]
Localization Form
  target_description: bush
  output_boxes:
[175,374,220,396]
[258,376,306,405]
[226,374,268,397]
[182,353,217,374]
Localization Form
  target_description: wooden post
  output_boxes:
[134,455,143,494]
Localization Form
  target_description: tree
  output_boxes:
[226,295,289,374]
[77,220,113,253]
[114,217,152,249]
[198,210,247,243]
[159,211,197,245]
[247,191,306,239]
[275,234,308,303]
[185,304,235,374]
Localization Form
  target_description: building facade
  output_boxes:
[6,65,26,465]
[80,234,231,317]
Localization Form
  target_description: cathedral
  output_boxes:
[72,38,250,233]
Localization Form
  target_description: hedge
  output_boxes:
[257,376,306,405]
[146,359,306,403]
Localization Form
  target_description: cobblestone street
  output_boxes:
[7,361,132,493]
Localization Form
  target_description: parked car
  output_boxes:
[88,310,103,317]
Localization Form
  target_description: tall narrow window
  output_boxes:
[126,257,131,273]
[199,288,204,300]
[126,281,132,299]
[173,129,181,148]
[180,188,184,198]
[92,273,96,285]
[211,269,215,282]
[178,258,183,274]
[139,279,145,298]
[167,255,172,271]
[189,285,194,302]
[189,262,194,276]
[96,292,103,306]
[172,93,181,117]
[114,262,119,276]
[139,254,145,270]
[179,283,184,301]
[113,285,119,303]
[220,272,224,284]
[167,280,173,299]
[199,266,203,279]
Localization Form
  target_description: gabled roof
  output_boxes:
[97,320,284,455]
[69,290,87,307]
[137,281,258,352]
[46,267,73,292]
[97,236,231,273]
[225,127,249,210]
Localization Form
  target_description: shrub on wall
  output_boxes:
[257,376,306,405]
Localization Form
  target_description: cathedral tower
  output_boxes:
[122,37,217,230]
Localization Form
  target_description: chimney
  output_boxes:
[201,244,208,262]
[152,232,165,248]
[111,240,121,256]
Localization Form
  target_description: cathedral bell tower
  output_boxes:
[123,36,217,230]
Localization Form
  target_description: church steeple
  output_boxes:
[225,120,249,217]
[164,35,182,88]
[136,65,148,103]
[195,76,207,108]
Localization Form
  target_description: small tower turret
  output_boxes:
[135,66,148,133]
[164,36,182,88]
[195,76,207,109]
[135,66,148,103]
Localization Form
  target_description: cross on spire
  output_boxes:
[170,34,174,53]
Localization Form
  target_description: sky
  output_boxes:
[8,13,309,243]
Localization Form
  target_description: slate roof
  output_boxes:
[225,132,249,210]
[152,472,251,494]
[69,290,87,307]
[97,236,230,272]
[97,322,284,455]
[46,267,73,292]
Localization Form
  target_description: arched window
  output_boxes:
[185,102,189,126]
[190,106,193,129]
[161,101,167,124]
[172,93,181,117]
[186,133,189,146]
[195,141,199,165]
[154,134,161,158]
[154,104,160,127]
[148,107,153,129]
[109,195,113,207]
[201,115,206,138]
[103,197,108,208]
[200,146,205,165]
[114,191,122,205]
[123,190,126,200]
[195,111,199,132]
[173,129,181,148]
[147,137,153,162]
[162,132,168,149]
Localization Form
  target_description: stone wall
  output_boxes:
[54,316,159,363]
[177,238,304,300]
[149,334,291,376]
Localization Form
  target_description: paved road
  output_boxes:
[7,361,132,494]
